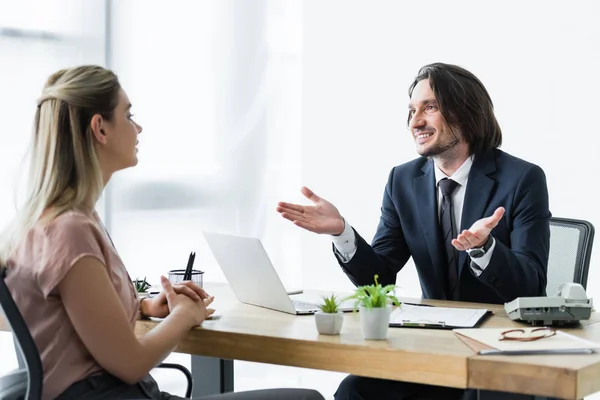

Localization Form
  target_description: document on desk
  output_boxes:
[454,327,600,355]
[389,304,490,329]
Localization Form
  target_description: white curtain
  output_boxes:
[107,0,303,290]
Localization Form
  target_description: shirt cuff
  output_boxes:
[331,218,358,263]
[469,237,496,277]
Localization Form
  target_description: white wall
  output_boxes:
[299,0,600,301]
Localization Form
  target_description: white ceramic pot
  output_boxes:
[315,311,344,335]
[359,305,391,340]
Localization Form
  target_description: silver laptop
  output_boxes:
[203,231,355,315]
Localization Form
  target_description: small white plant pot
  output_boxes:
[315,311,344,335]
[137,292,149,299]
[359,305,391,340]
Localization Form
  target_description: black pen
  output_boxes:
[184,252,195,280]
[402,302,435,307]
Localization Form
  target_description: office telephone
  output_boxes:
[504,283,593,326]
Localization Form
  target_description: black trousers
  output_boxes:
[56,373,324,400]
[333,375,562,400]
[334,375,465,400]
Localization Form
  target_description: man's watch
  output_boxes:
[466,236,494,259]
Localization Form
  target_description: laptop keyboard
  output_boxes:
[292,300,319,311]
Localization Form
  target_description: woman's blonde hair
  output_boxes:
[0,65,121,264]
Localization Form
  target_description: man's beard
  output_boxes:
[418,135,460,158]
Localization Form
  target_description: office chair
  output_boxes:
[0,266,42,400]
[546,217,595,296]
[0,266,194,399]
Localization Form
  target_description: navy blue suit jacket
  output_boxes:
[335,149,550,304]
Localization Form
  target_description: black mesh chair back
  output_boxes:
[0,266,43,400]
[546,217,595,296]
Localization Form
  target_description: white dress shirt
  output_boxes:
[332,155,495,277]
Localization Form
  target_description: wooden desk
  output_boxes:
[134,284,600,399]
[3,284,600,398]
[136,284,473,389]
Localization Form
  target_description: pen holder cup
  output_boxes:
[168,269,204,288]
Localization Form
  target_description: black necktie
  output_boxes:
[439,178,460,299]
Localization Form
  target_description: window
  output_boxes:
[0,0,107,227]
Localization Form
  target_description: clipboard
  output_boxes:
[389,304,492,330]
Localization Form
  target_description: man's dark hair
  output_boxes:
[408,62,502,154]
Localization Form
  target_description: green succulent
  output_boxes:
[345,274,401,310]
[133,277,151,293]
[318,294,341,313]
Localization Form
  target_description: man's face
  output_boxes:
[408,79,460,158]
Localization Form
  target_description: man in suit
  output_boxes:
[277,62,551,400]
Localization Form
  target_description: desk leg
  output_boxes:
[191,355,234,397]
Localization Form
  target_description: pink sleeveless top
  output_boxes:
[5,209,140,400]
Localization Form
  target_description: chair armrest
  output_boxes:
[154,363,193,398]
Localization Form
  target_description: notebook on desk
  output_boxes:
[390,304,491,329]
[454,327,600,356]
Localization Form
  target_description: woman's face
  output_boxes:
[97,88,143,173]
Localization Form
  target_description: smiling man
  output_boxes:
[277,62,551,399]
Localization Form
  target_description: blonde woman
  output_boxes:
[0,65,324,400]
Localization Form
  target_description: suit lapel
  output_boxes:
[458,151,497,275]
[414,159,447,297]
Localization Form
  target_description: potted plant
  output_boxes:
[133,277,151,298]
[315,294,344,335]
[345,274,401,340]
